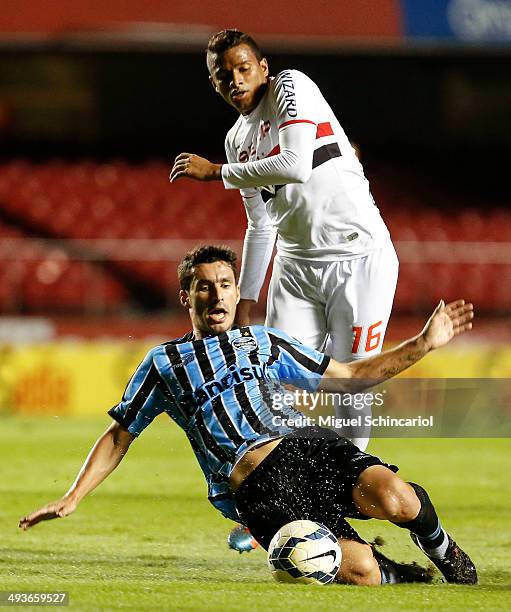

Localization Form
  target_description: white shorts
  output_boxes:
[265,240,399,362]
[266,241,398,451]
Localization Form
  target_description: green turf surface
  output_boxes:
[1,416,510,610]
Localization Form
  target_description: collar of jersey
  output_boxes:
[186,324,242,343]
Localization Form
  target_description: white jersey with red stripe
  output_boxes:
[221,69,398,451]
[222,69,391,300]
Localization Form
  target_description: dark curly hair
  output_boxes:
[178,245,238,291]
[207,29,263,62]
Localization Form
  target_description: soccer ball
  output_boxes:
[267,520,342,584]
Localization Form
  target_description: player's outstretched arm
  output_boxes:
[19,421,135,530]
[320,299,474,392]
[169,153,222,183]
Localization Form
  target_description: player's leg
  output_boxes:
[352,465,477,584]
[324,240,399,361]
[337,536,436,585]
[237,514,425,585]
[336,538,380,585]
[353,465,420,521]
[323,241,399,449]
[235,426,433,585]
[265,255,328,347]
[334,526,431,585]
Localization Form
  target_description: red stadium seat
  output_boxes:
[0,160,508,314]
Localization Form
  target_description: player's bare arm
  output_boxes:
[169,153,223,183]
[320,299,474,392]
[19,421,135,530]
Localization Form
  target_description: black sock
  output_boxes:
[373,550,399,584]
[394,482,448,553]
[379,564,398,584]
[373,548,432,583]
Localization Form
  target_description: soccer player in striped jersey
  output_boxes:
[19,246,477,586]
[170,29,399,452]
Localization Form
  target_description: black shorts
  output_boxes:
[234,426,398,550]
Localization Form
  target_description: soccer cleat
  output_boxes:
[227,525,259,553]
[372,547,434,584]
[411,534,478,584]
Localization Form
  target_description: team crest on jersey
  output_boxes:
[232,336,258,352]
[172,353,194,369]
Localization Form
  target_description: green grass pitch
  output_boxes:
[1,416,510,610]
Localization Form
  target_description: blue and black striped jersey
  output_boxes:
[108,325,330,521]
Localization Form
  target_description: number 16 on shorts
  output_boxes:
[351,321,383,355]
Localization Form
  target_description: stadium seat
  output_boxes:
[0,160,508,314]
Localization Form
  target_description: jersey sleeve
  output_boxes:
[272,69,320,130]
[221,70,318,189]
[225,130,276,301]
[239,191,276,301]
[265,328,330,392]
[108,349,172,437]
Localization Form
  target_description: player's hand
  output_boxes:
[19,496,77,530]
[234,299,255,326]
[421,299,474,351]
[227,525,259,553]
[169,153,222,183]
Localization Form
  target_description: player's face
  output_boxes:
[180,261,240,338]
[208,44,269,115]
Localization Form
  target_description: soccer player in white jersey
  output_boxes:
[170,29,398,452]
[170,28,399,553]
[170,30,398,450]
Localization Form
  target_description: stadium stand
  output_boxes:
[0,221,128,314]
[0,160,510,314]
